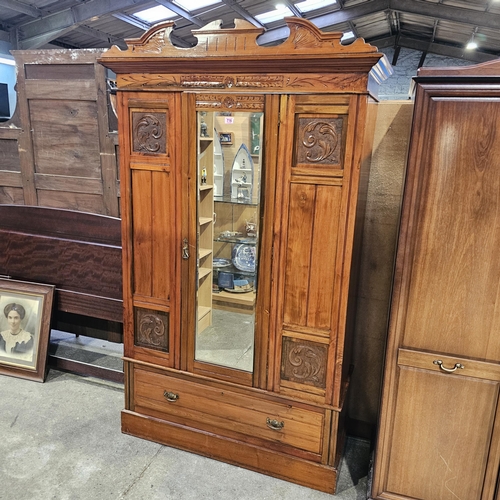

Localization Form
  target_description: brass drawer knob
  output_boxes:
[163,390,179,402]
[266,417,284,431]
[433,359,465,373]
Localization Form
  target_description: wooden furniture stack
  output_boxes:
[0,205,123,381]
[372,60,500,499]
[1,49,119,215]
[100,17,388,494]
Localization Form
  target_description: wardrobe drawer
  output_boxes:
[398,348,500,381]
[132,366,325,455]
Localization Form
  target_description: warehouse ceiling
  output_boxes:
[0,0,499,65]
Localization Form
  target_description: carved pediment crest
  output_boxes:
[101,17,379,59]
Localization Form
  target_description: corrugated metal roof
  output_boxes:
[0,0,498,63]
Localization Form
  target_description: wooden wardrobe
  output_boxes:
[100,18,388,494]
[371,61,500,499]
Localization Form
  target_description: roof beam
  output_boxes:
[389,0,500,30]
[0,0,41,18]
[398,34,495,62]
[220,0,264,29]
[15,0,143,48]
[337,0,359,38]
[257,0,500,58]
[17,25,79,49]
[154,0,204,27]
[258,0,389,45]
[77,24,127,49]
[112,11,192,48]
[372,34,496,63]
[282,0,303,18]
[112,12,150,31]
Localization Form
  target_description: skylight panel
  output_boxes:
[255,5,293,24]
[296,0,337,13]
[341,31,355,42]
[134,5,176,24]
[174,0,222,10]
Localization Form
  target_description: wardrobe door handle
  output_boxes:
[266,418,284,431]
[433,359,465,373]
[163,391,179,402]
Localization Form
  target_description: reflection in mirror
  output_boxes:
[195,110,263,372]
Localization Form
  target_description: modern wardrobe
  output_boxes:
[372,60,500,499]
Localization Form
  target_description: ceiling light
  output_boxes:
[466,33,478,50]
[296,0,337,14]
[134,5,176,24]
[255,5,293,24]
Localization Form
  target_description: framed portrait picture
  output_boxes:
[219,132,233,145]
[0,279,55,382]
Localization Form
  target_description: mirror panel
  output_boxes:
[195,110,264,372]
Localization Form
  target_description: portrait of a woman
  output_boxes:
[0,303,34,360]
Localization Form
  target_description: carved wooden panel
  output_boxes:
[131,169,173,301]
[281,337,327,389]
[294,116,344,169]
[134,307,169,352]
[118,73,367,93]
[384,363,499,499]
[4,49,119,215]
[101,17,380,63]
[31,99,101,177]
[283,183,342,333]
[132,111,167,154]
[0,138,20,171]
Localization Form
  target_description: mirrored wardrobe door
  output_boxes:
[193,108,264,376]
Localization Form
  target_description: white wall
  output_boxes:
[378,47,472,100]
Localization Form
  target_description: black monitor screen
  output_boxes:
[0,83,10,118]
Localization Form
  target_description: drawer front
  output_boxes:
[372,348,500,499]
[132,366,325,455]
[398,348,500,381]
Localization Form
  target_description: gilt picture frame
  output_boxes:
[0,279,55,382]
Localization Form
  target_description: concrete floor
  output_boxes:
[0,333,372,500]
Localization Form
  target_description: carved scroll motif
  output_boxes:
[130,30,168,53]
[281,338,327,388]
[127,26,173,54]
[135,308,169,351]
[295,117,343,166]
[196,93,265,110]
[291,23,336,50]
[132,112,167,154]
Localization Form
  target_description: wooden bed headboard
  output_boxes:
[0,205,123,342]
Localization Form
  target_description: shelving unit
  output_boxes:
[197,112,214,333]
[212,197,258,313]
[213,131,224,197]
